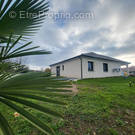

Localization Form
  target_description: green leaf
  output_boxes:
[0,0,12,18]
[0,0,49,42]
[1,93,67,105]
[0,91,71,98]
[0,94,63,118]
[0,35,51,62]
[0,71,71,135]
[0,112,14,135]
[3,33,12,54]
[0,98,55,135]
[0,0,4,12]
[4,35,22,55]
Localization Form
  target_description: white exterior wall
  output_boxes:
[51,57,123,79]
[82,57,122,78]
[51,58,81,78]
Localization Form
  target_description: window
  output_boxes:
[62,65,64,70]
[88,61,94,71]
[112,68,120,72]
[103,63,108,72]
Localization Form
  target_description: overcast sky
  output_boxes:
[25,0,135,70]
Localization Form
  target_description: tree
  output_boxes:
[45,68,51,73]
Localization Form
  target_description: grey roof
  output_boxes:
[83,52,130,64]
[50,52,130,66]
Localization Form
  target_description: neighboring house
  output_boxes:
[122,66,135,76]
[50,52,130,79]
[129,71,135,76]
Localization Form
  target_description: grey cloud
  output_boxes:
[25,0,135,69]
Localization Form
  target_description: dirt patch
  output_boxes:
[29,129,39,135]
[61,83,79,95]
[68,84,78,95]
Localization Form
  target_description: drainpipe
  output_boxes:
[80,56,83,79]
[126,64,129,75]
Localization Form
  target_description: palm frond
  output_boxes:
[0,112,14,135]
[0,72,71,135]
[0,93,67,105]
[0,35,51,61]
[0,34,72,135]
[0,98,55,135]
[0,62,18,82]
[0,94,63,118]
[0,0,49,42]
[0,35,71,134]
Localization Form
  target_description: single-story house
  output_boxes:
[50,52,130,79]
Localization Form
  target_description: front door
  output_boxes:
[56,66,60,77]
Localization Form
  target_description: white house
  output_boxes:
[50,52,130,79]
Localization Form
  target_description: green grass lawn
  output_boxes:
[58,77,135,135]
[1,76,135,135]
